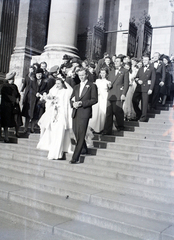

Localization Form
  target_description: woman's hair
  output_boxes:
[55,77,67,89]
[99,67,108,79]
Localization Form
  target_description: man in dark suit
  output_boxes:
[69,68,98,164]
[103,56,129,134]
[132,55,156,122]
[30,68,48,133]
[151,52,166,109]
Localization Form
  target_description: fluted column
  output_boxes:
[32,0,81,68]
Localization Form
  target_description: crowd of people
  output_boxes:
[0,52,174,163]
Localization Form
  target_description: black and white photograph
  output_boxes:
[0,0,174,239]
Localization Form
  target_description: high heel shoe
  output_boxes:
[15,133,20,138]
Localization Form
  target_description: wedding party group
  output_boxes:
[0,51,174,164]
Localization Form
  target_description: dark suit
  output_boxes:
[96,58,105,76]
[70,81,98,162]
[103,67,129,134]
[151,61,166,108]
[132,64,156,121]
[32,79,47,120]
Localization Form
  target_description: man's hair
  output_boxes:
[78,67,87,74]
[115,56,123,62]
[40,61,47,67]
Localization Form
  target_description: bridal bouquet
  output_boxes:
[52,98,59,122]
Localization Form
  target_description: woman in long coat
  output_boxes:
[22,68,47,133]
[160,55,172,105]
[21,66,36,133]
[1,71,22,142]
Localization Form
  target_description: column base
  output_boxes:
[31,44,79,71]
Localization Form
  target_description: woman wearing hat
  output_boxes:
[21,66,36,133]
[1,71,22,142]
[160,55,172,105]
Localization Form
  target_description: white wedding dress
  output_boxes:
[37,83,73,160]
[89,78,109,133]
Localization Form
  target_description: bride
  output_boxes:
[37,77,73,160]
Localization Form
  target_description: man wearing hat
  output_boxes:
[30,68,48,133]
[61,54,72,68]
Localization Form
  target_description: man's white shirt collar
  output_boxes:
[79,80,88,96]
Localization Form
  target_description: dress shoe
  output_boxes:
[117,126,125,132]
[15,133,20,138]
[4,139,9,143]
[30,129,34,133]
[139,117,148,122]
[81,148,88,154]
[69,159,79,164]
[102,131,112,135]
[58,152,66,160]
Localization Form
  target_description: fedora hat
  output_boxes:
[5,71,16,80]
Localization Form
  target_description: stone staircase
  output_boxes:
[0,103,174,240]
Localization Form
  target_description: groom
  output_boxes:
[70,68,98,164]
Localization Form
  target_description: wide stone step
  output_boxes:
[0,214,68,240]
[132,127,172,136]
[0,142,48,157]
[0,198,131,240]
[2,147,173,179]
[19,135,172,156]
[122,131,171,141]
[0,186,173,240]
[0,177,174,226]
[1,155,174,190]
[0,162,173,204]
[2,139,172,167]
[83,155,173,176]
[4,136,174,169]
[88,146,172,165]
[124,121,173,128]
[106,142,171,157]
[115,136,171,148]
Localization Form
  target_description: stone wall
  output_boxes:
[148,0,173,56]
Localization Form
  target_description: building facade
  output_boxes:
[0,0,173,89]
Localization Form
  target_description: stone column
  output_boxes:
[98,0,106,20]
[9,0,50,90]
[115,0,132,56]
[169,0,174,55]
[9,0,32,90]
[32,0,81,69]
